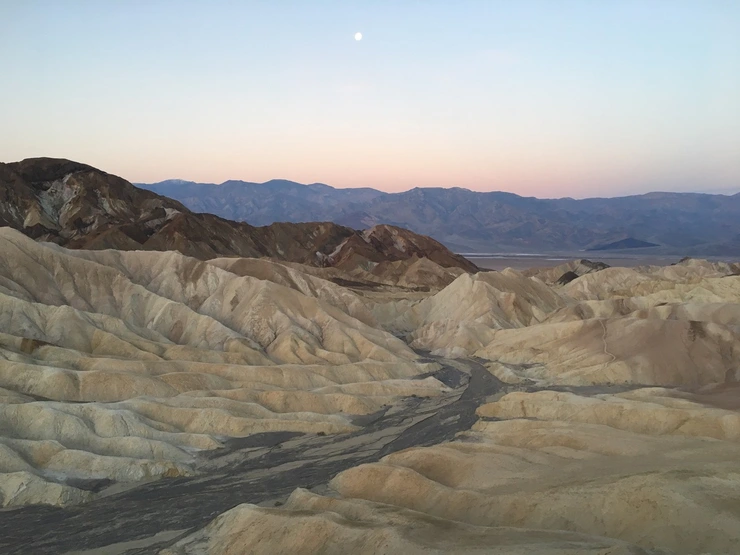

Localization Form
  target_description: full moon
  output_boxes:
[354,32,362,41]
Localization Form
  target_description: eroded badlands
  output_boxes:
[1,227,739,554]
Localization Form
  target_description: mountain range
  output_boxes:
[140,179,740,255]
[0,158,476,273]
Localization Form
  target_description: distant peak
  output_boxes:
[7,157,99,183]
[160,179,193,185]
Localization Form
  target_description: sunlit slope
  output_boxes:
[166,386,740,554]
[0,228,445,507]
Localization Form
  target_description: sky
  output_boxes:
[1,1,739,198]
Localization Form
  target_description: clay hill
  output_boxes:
[0,158,476,274]
[142,178,740,254]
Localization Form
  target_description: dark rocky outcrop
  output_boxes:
[556,271,580,285]
[0,158,477,272]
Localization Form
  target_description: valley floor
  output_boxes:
[469,252,724,271]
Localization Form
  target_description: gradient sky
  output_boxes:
[2,1,739,198]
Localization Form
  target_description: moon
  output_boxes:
[354,32,362,41]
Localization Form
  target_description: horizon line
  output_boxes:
[4,157,739,200]
[140,176,740,200]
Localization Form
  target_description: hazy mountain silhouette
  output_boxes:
[141,180,740,255]
[587,238,660,251]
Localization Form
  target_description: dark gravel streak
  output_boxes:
[0,357,502,555]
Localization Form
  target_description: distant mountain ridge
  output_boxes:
[140,179,740,255]
[587,238,660,251]
[0,158,477,273]
[141,178,386,227]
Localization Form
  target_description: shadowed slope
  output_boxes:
[0,158,477,274]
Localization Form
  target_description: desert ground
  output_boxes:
[469,253,732,271]
[1,228,739,554]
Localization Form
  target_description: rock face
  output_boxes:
[0,158,476,274]
[0,158,185,240]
